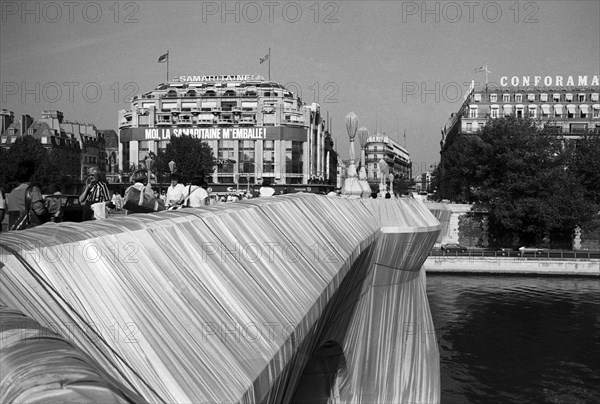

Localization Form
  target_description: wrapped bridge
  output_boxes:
[1,194,441,403]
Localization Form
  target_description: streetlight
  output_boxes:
[342,112,363,197]
[145,156,154,184]
[357,125,371,198]
[168,160,176,174]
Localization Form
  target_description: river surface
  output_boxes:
[426,274,600,404]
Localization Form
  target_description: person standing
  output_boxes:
[79,167,110,220]
[259,178,276,197]
[166,173,186,207]
[123,170,165,214]
[6,160,50,230]
[0,187,6,232]
[183,176,209,207]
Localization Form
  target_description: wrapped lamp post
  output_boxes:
[342,112,363,197]
[357,126,372,198]
[145,156,154,184]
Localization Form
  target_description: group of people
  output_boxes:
[163,173,210,209]
[0,163,282,232]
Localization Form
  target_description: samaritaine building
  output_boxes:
[118,74,335,185]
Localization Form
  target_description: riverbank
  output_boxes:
[424,256,600,276]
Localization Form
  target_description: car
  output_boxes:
[441,243,468,253]
[519,246,546,255]
[495,247,516,256]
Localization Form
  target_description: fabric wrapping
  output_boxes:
[0,194,441,403]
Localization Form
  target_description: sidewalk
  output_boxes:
[424,256,600,276]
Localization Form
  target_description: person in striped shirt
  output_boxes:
[79,167,110,220]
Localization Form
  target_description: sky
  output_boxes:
[1,0,599,178]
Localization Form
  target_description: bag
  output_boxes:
[123,200,156,214]
[9,185,47,230]
[123,186,165,214]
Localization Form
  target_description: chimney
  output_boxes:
[20,114,33,135]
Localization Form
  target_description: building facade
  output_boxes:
[453,85,600,138]
[118,75,335,185]
[440,78,600,199]
[0,110,82,182]
[364,133,412,184]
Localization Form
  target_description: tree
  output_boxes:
[469,116,599,248]
[439,134,485,202]
[152,135,216,183]
[0,135,62,192]
[570,134,600,206]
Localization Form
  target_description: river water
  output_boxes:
[426,274,600,404]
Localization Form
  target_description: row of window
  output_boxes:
[162,88,294,97]
[136,140,304,175]
[465,122,600,132]
[469,104,600,119]
[474,93,600,103]
[137,100,297,112]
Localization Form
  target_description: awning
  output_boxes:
[528,94,535,101]
[579,105,589,113]
[541,104,551,114]
[553,93,561,100]
[554,104,563,112]
[540,94,548,102]
[503,105,513,115]
[565,93,573,101]
[490,104,499,109]
[202,101,217,108]
[592,93,599,102]
[528,105,537,110]
[592,104,600,110]
[566,104,576,114]
[469,105,478,109]
[474,94,481,102]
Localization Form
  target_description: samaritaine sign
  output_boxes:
[119,126,308,142]
[500,75,600,87]
[178,75,265,82]
[143,127,266,140]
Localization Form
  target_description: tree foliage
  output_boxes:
[150,135,216,183]
[441,116,600,248]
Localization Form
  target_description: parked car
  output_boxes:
[495,247,516,256]
[441,243,468,253]
[44,194,85,222]
[519,246,546,255]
